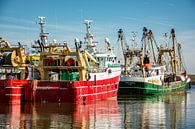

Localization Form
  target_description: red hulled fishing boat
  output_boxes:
[0,18,121,104]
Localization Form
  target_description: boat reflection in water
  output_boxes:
[0,99,121,129]
[118,93,188,129]
[0,94,189,129]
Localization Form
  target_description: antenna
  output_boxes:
[84,20,92,36]
[38,16,45,33]
[84,20,93,44]
[37,16,49,45]
[83,20,97,53]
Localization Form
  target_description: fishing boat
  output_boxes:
[26,19,121,103]
[0,17,121,104]
[118,27,190,95]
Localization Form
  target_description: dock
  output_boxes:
[189,75,195,85]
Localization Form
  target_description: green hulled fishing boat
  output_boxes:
[118,28,191,95]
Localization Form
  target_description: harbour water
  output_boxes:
[0,87,195,129]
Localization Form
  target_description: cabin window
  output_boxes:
[98,57,106,66]
[156,69,159,75]
[97,57,100,62]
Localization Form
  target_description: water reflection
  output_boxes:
[0,99,121,129]
[118,94,187,129]
[0,92,192,129]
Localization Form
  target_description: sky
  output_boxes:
[0,0,195,73]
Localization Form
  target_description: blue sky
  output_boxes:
[0,0,195,73]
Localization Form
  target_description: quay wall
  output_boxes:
[189,75,195,85]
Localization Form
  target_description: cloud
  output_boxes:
[47,24,80,33]
[0,16,83,45]
[122,16,173,27]
[121,17,142,23]
[0,23,37,31]
[152,22,173,27]
[0,16,75,32]
[0,16,35,24]
[0,15,109,40]
[0,16,83,34]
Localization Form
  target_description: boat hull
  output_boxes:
[0,80,30,104]
[119,80,189,95]
[0,75,120,104]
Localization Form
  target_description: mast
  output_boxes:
[118,29,128,76]
[38,16,49,45]
[171,28,177,76]
[148,30,157,64]
[142,27,148,57]
[118,29,125,56]
[84,20,91,39]
[177,43,183,72]
[84,20,96,53]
